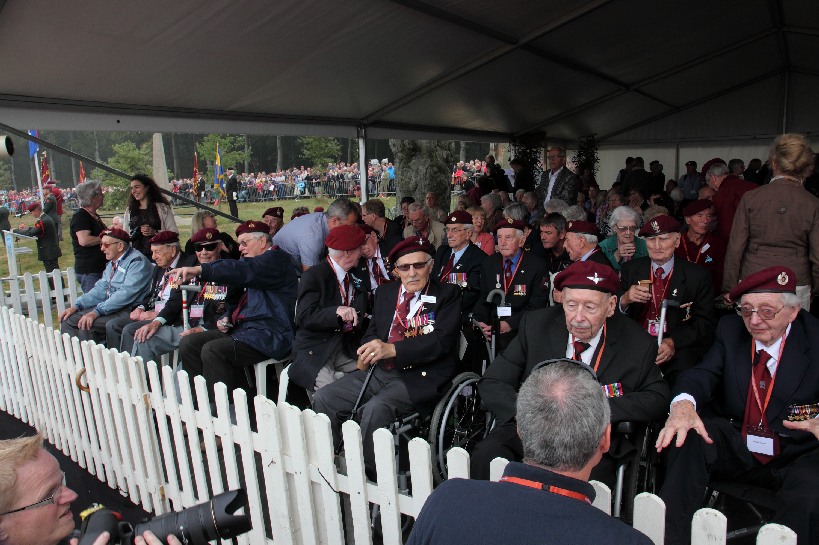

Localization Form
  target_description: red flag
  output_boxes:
[79,161,86,182]
[40,152,51,185]
[193,151,199,182]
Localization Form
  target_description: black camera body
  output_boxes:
[77,489,251,545]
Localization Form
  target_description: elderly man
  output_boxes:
[59,228,152,344]
[273,198,359,272]
[619,215,716,385]
[105,231,195,351]
[563,220,614,268]
[536,146,578,206]
[675,199,727,296]
[313,237,462,476]
[361,198,403,256]
[14,201,61,274]
[261,206,284,236]
[474,219,549,350]
[479,192,504,232]
[402,202,446,249]
[289,225,372,393]
[174,220,298,400]
[657,266,819,545]
[409,363,653,545]
[432,210,486,318]
[359,224,391,292]
[124,228,238,366]
[472,261,669,484]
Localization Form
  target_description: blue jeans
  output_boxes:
[77,272,102,294]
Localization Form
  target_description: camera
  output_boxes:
[129,226,141,241]
[77,489,252,545]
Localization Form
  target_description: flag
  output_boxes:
[40,152,51,186]
[214,143,225,196]
[79,161,86,183]
[28,130,39,158]
[193,151,199,183]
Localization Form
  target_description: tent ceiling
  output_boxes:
[0,0,816,145]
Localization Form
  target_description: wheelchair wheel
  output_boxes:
[428,372,486,484]
[620,425,654,524]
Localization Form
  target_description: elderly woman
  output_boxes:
[70,180,107,292]
[724,133,819,309]
[122,174,177,258]
[598,205,648,271]
[467,205,495,255]
[183,210,240,259]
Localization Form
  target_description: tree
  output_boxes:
[572,134,599,177]
[390,140,455,210]
[90,141,153,211]
[0,160,13,191]
[195,134,249,185]
[297,136,341,172]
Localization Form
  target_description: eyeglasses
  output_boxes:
[394,259,432,272]
[547,155,564,160]
[0,473,66,516]
[100,241,121,248]
[735,305,785,320]
[615,225,638,233]
[444,227,466,233]
[195,242,219,252]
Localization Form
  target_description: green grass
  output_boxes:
[2,196,397,279]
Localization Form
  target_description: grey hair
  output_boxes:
[706,162,729,178]
[76,180,103,207]
[669,187,685,203]
[328,248,345,259]
[517,362,610,472]
[562,205,587,222]
[152,241,182,253]
[575,233,598,245]
[326,198,358,222]
[608,205,641,230]
[243,231,271,244]
[544,198,569,215]
[780,292,801,308]
[502,202,530,222]
[407,202,429,215]
[480,193,502,211]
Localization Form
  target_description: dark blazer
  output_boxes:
[14,213,61,261]
[378,218,405,258]
[431,242,485,317]
[675,311,819,448]
[363,280,462,416]
[136,253,197,310]
[473,251,550,337]
[585,247,616,269]
[225,175,239,200]
[537,167,578,205]
[620,257,716,363]
[289,260,372,390]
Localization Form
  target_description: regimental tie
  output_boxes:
[439,253,455,280]
[342,273,351,305]
[742,349,779,464]
[504,259,514,282]
[573,340,590,360]
[384,291,413,370]
[371,258,387,286]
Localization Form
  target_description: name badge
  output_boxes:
[647,319,667,337]
[421,295,437,304]
[746,431,774,456]
[190,304,204,318]
[497,305,512,317]
[701,243,711,253]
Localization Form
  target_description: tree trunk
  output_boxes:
[244,135,250,173]
[459,141,467,163]
[171,133,180,178]
[276,136,283,171]
[390,139,454,211]
[93,132,101,162]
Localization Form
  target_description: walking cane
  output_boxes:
[180,284,202,331]
[656,299,680,347]
[485,288,507,364]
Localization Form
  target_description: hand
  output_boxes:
[655,400,713,452]
[722,292,733,306]
[59,306,78,322]
[134,530,182,545]
[336,306,358,327]
[135,321,162,343]
[179,326,203,338]
[656,338,675,365]
[552,288,563,304]
[498,321,511,335]
[142,310,158,321]
[70,531,110,545]
[477,321,492,339]
[130,308,144,321]
[621,284,650,307]
[783,418,819,440]
[77,310,99,330]
[618,241,635,259]
[217,317,231,333]
[357,339,396,367]
[168,266,202,283]
[140,224,155,237]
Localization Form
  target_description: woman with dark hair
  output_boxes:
[122,174,177,258]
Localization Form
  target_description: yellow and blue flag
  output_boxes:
[215,143,226,196]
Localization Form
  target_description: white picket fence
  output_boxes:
[0,268,79,327]
[0,305,798,545]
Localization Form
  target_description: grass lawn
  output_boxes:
[2,196,397,279]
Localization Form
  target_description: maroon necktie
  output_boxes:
[742,350,778,464]
[572,341,590,360]
[504,259,514,282]
[343,274,351,303]
[231,291,249,324]
[439,253,455,281]
[371,258,386,286]
[384,291,414,370]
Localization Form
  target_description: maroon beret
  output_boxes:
[325,225,366,251]
[235,220,270,237]
[149,230,179,245]
[26,202,40,212]
[388,236,434,263]
[554,261,620,294]
[263,207,284,219]
[101,228,131,244]
[445,210,474,225]
[638,214,681,237]
[191,227,220,244]
[493,218,527,233]
[314,206,325,213]
[565,220,599,238]
[357,222,376,236]
[700,158,726,178]
[728,266,797,301]
[682,199,713,217]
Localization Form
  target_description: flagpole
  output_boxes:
[34,151,44,208]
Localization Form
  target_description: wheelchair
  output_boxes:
[704,479,777,541]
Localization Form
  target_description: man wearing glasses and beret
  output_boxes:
[657,266,819,545]
[313,236,462,477]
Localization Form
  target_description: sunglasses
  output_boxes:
[100,241,121,248]
[195,242,219,252]
[394,259,431,272]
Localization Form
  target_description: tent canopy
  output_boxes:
[0,0,817,145]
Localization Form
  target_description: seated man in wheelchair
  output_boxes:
[473,261,669,487]
[289,225,373,392]
[657,266,819,545]
[312,237,462,477]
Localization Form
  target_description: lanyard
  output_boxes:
[502,253,524,293]
[571,323,606,373]
[749,337,787,425]
[680,235,707,264]
[499,476,591,504]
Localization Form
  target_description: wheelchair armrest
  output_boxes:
[616,421,635,434]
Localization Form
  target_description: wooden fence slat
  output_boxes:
[83,340,118,488]
[591,481,611,515]
[233,389,269,545]
[9,272,23,314]
[40,323,69,454]
[309,412,345,545]
[633,492,665,545]
[489,457,508,482]
[408,438,433,518]
[22,273,38,323]
[258,399,296,545]
[757,523,797,545]
[342,420,373,545]
[445,447,470,480]
[691,508,727,545]
[373,428,402,545]
[37,271,52,328]
[178,372,209,506]
[52,269,67,316]
[284,404,320,545]
[73,336,104,478]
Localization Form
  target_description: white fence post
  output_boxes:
[691,508,728,544]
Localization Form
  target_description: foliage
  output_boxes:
[196,134,250,184]
[390,140,455,208]
[572,134,599,176]
[0,160,13,190]
[90,141,153,210]
[297,136,341,172]
[511,132,546,183]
